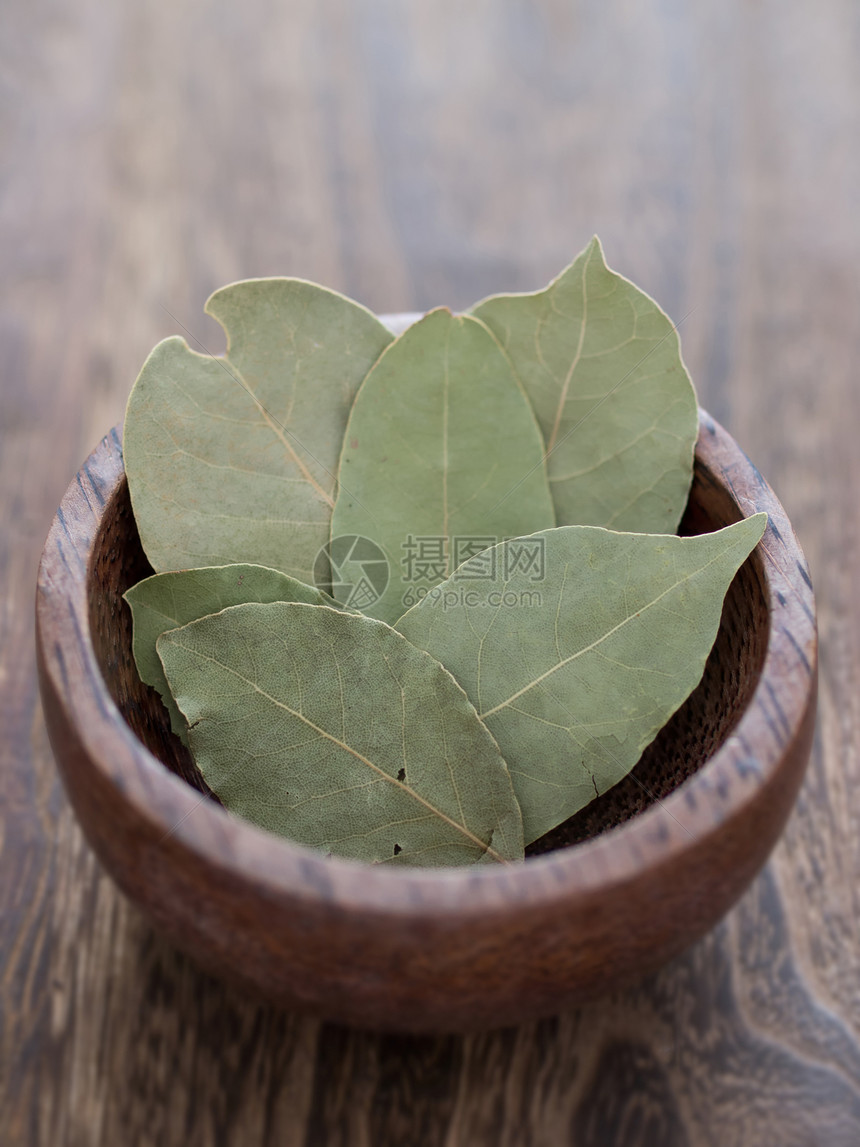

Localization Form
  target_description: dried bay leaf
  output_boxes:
[124,280,394,584]
[330,308,556,625]
[157,602,525,865]
[471,237,698,534]
[124,564,338,741]
[396,515,767,844]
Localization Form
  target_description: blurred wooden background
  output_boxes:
[2,1,859,1143]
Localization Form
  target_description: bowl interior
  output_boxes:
[87,459,769,858]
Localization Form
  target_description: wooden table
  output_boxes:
[2,2,858,1143]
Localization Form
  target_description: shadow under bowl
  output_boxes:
[36,409,817,1032]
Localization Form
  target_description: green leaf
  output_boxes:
[157,602,525,866]
[396,515,767,844]
[124,563,337,742]
[123,279,394,584]
[471,237,699,534]
[330,308,556,625]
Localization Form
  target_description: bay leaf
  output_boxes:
[396,515,767,844]
[330,308,556,625]
[124,563,337,742]
[471,237,699,534]
[157,602,525,866]
[124,280,394,584]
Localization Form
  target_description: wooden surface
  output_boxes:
[1,0,857,1142]
[34,416,816,1033]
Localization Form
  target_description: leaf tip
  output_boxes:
[749,510,769,543]
[585,233,608,270]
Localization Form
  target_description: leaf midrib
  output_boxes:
[442,321,451,573]
[167,638,506,863]
[221,354,335,509]
[480,547,729,719]
[544,243,592,455]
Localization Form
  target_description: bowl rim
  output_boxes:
[36,408,817,922]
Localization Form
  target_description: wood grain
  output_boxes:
[35,410,815,1032]
[2,0,859,1142]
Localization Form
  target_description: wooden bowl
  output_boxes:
[36,408,817,1032]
